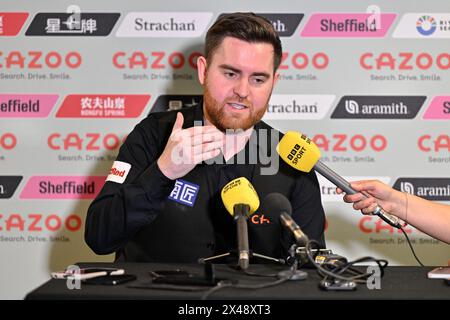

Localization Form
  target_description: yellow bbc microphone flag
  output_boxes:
[221,177,260,216]
[276,131,321,173]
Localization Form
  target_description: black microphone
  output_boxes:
[263,193,309,246]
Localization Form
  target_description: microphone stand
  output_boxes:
[199,205,285,269]
[277,244,308,280]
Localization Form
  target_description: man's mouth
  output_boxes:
[227,102,248,110]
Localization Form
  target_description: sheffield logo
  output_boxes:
[25,12,120,36]
[264,94,335,120]
[393,13,450,38]
[301,13,396,37]
[168,180,200,207]
[56,94,150,118]
[150,95,202,113]
[393,178,450,201]
[0,176,23,199]
[0,12,29,36]
[0,94,58,118]
[116,12,212,37]
[20,176,105,199]
[423,96,450,120]
[331,96,426,119]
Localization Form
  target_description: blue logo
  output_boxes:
[168,179,199,207]
[416,15,436,36]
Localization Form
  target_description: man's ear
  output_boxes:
[273,71,280,86]
[197,56,207,85]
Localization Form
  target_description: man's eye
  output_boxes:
[224,72,236,78]
[252,77,266,84]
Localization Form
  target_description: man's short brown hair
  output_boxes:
[205,12,282,72]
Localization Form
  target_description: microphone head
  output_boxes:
[260,193,292,217]
[221,177,259,217]
[276,131,321,173]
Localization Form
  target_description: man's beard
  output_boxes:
[203,80,269,132]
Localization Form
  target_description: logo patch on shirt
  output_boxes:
[106,161,131,184]
[168,179,199,207]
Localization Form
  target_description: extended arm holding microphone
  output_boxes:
[277,131,402,229]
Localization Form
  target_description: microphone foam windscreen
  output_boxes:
[221,177,260,216]
[260,193,293,217]
[276,131,321,173]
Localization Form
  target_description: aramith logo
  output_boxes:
[26,13,120,36]
[0,176,23,199]
[264,94,335,120]
[0,12,29,36]
[116,12,212,37]
[331,96,426,119]
[393,178,450,201]
[219,13,303,37]
[393,13,450,38]
[150,95,202,113]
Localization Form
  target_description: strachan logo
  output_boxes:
[116,12,213,37]
[393,178,450,201]
[393,13,450,38]
[331,96,426,119]
[264,94,335,120]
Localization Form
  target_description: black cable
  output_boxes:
[201,277,289,300]
[400,226,425,266]
[305,240,389,284]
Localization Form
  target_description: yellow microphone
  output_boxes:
[277,131,401,229]
[221,177,260,269]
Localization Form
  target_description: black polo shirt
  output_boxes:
[85,102,326,262]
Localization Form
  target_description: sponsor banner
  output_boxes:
[0,94,58,118]
[219,13,303,37]
[0,176,23,199]
[150,94,202,113]
[0,12,29,36]
[25,13,120,36]
[393,177,450,201]
[422,96,450,120]
[264,94,335,120]
[116,12,213,37]
[331,96,426,119]
[393,13,450,38]
[55,94,150,118]
[318,175,391,202]
[20,176,105,199]
[301,13,396,37]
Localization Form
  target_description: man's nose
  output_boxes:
[233,78,249,100]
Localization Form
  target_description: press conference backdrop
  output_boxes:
[1,0,450,299]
